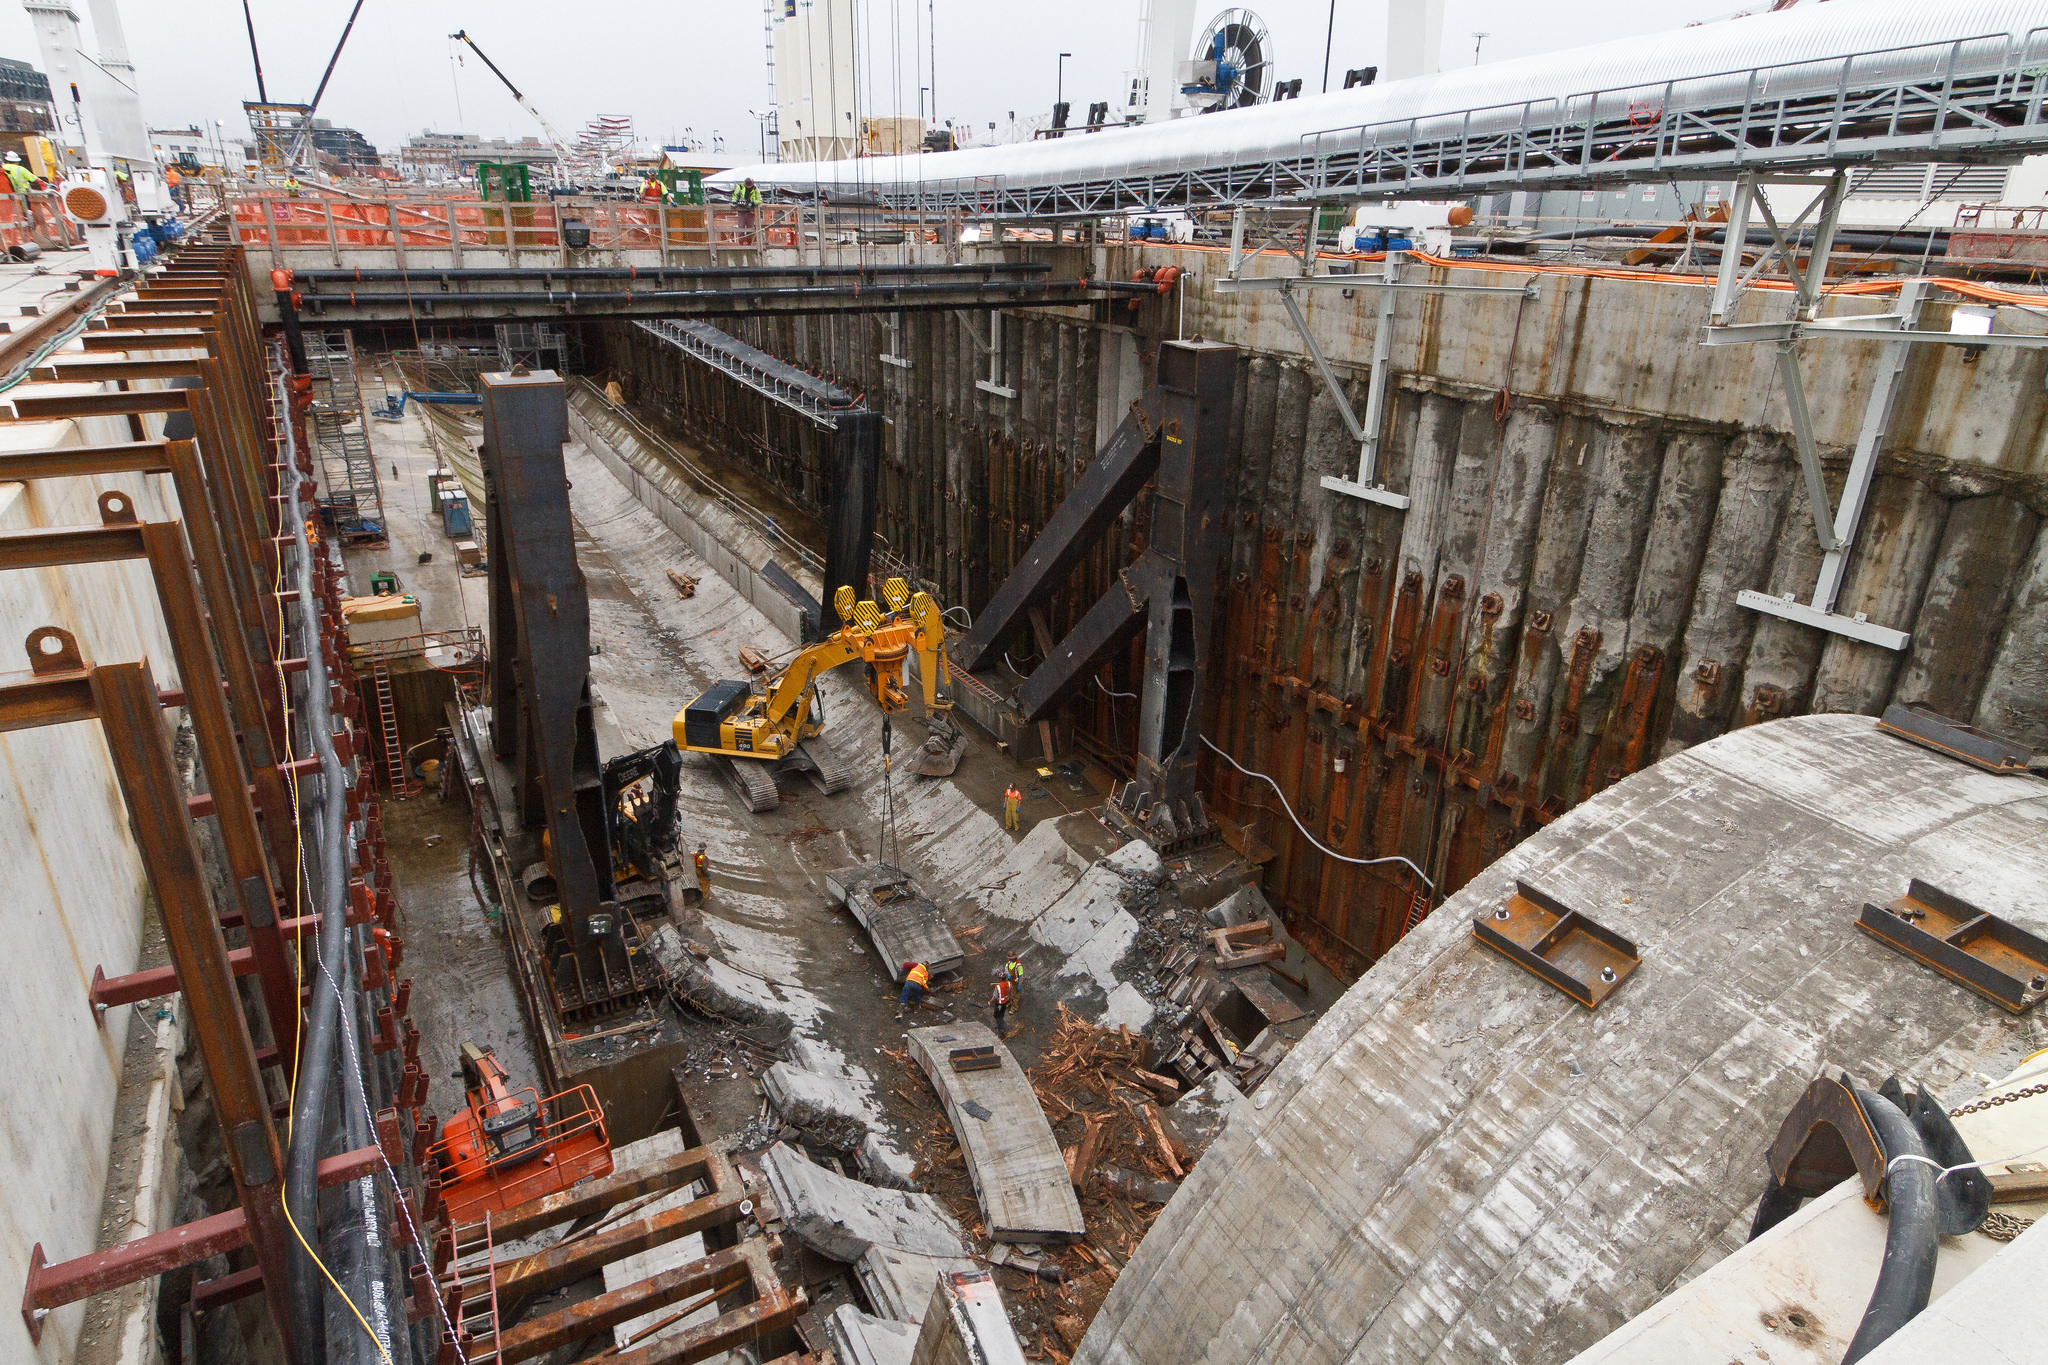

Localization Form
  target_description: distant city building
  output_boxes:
[402,131,562,181]
[0,56,57,134]
[150,126,245,173]
[308,118,381,172]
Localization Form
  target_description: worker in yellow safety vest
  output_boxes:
[1003,782,1022,830]
[731,176,762,232]
[897,960,931,1019]
[694,842,710,898]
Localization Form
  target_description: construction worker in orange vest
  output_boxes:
[897,960,931,1019]
[990,970,1016,1038]
[1003,782,1022,830]
[694,842,710,898]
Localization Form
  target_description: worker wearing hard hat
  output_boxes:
[163,164,183,210]
[3,152,32,199]
[731,176,762,238]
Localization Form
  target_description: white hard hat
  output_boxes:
[3,152,19,163]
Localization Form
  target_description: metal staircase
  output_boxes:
[304,330,389,545]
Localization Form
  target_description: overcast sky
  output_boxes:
[0,0,1748,159]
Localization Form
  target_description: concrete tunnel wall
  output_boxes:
[598,242,2048,982]
[0,412,184,1365]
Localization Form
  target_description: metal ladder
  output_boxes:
[371,663,413,796]
[1402,885,1434,935]
[437,1214,503,1364]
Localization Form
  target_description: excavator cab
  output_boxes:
[671,577,963,811]
[429,1043,613,1223]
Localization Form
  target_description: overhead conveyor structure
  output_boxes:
[714,1,2048,214]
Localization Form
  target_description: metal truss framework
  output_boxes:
[1701,170,2048,648]
[1216,255,1541,510]
[872,34,2048,217]
[635,317,856,429]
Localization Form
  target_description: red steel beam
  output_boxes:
[9,389,192,419]
[21,1145,384,1328]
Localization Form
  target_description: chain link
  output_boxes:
[1948,1081,2048,1118]
[1979,1210,2036,1242]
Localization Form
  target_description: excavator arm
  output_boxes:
[760,636,866,727]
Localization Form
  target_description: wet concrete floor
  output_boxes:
[353,366,1111,1167]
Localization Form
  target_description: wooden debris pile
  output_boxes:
[1149,921,1299,1093]
[667,568,700,597]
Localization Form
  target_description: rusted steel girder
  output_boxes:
[495,1239,797,1365]
[491,1153,750,1303]
[0,505,303,1057]
[21,1145,382,1329]
[484,1144,732,1243]
[0,639,302,1358]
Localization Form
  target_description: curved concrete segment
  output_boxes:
[1078,714,2048,1365]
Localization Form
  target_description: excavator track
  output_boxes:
[796,740,855,795]
[716,755,781,813]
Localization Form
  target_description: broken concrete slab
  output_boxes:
[1156,1071,1245,1165]
[974,817,1100,923]
[829,864,966,982]
[599,1129,715,1352]
[760,1142,969,1264]
[907,1023,1085,1244]
[762,1062,871,1151]
[859,1131,921,1190]
[646,921,789,1030]
[910,1269,1029,1365]
[828,1304,920,1365]
[857,1246,986,1325]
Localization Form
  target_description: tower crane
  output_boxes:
[449,28,579,181]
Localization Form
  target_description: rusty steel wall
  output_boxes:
[596,267,2048,984]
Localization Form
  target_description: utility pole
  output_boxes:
[1472,32,1489,65]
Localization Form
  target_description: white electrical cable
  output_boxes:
[1199,735,1434,889]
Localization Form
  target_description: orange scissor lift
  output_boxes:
[428,1043,613,1227]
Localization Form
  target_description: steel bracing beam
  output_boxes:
[956,402,1164,673]
[1704,277,2048,650]
[975,342,1238,850]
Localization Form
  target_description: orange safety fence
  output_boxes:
[231,194,803,255]
[0,191,83,250]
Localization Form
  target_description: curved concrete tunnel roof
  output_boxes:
[1077,713,2048,1365]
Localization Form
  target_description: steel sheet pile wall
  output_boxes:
[601,258,2048,983]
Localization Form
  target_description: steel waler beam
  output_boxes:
[1,635,301,1360]
[0,475,304,1060]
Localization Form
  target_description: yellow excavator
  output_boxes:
[673,577,965,812]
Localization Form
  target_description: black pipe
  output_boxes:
[276,288,309,376]
[1516,224,1949,250]
[1843,1090,1941,1365]
[298,280,1152,310]
[291,261,1054,283]
[283,412,345,1365]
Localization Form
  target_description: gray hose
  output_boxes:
[1842,1090,1941,1365]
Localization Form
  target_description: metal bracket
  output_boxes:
[1219,257,1536,511]
[1858,879,2048,1014]
[1730,279,1929,651]
[1709,170,1848,325]
[879,310,911,370]
[1472,880,1641,1010]
[973,309,1016,399]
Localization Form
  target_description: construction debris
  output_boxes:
[762,1142,968,1264]
[827,1305,919,1365]
[667,568,700,597]
[763,1062,872,1151]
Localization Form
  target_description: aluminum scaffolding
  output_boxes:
[305,330,389,544]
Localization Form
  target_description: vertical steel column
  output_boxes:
[822,410,883,641]
[1708,171,1757,325]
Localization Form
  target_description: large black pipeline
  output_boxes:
[280,377,399,1365]
[292,260,1054,283]
[1842,1090,1941,1365]
[297,279,1157,312]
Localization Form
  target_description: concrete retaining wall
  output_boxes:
[568,389,817,643]
[0,412,184,1365]
[599,242,2048,981]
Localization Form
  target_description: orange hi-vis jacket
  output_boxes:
[990,978,1015,1008]
[905,962,930,988]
